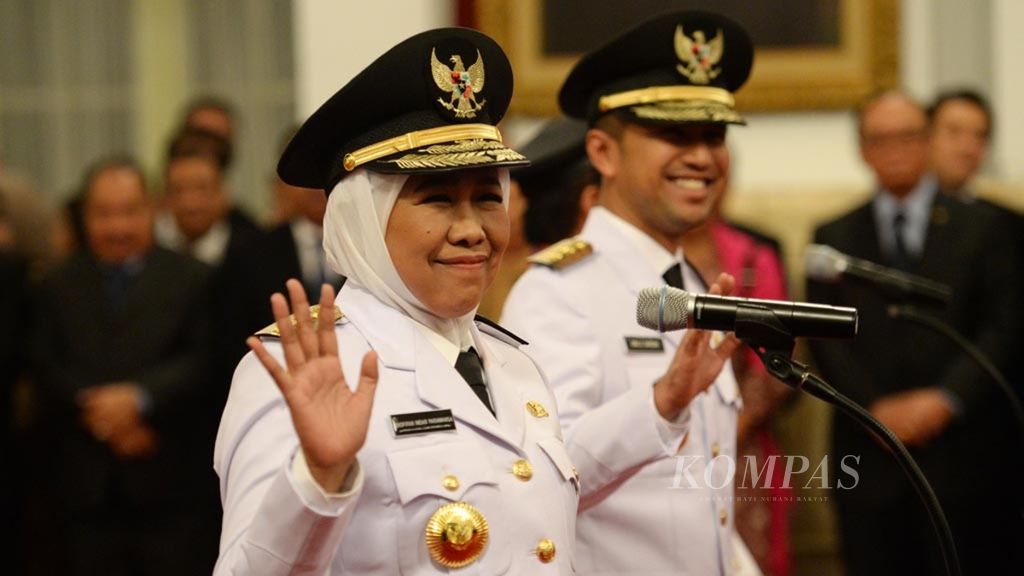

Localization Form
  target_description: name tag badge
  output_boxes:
[625,336,664,353]
[391,409,457,437]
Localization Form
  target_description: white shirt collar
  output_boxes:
[154,211,231,266]
[872,174,938,257]
[411,320,471,366]
[190,219,232,265]
[291,218,323,284]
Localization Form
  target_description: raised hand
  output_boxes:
[654,272,743,420]
[247,280,379,492]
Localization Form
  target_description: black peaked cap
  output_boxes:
[559,11,753,126]
[279,27,527,192]
[512,117,589,188]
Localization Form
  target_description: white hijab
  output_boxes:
[322,168,510,350]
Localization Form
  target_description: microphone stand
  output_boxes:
[888,304,1024,516]
[730,303,962,576]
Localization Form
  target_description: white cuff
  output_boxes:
[290,449,363,514]
[653,387,691,454]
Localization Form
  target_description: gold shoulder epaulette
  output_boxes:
[528,238,593,270]
[254,304,345,338]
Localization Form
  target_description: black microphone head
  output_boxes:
[637,286,691,332]
[804,244,846,282]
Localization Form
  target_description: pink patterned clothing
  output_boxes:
[711,220,792,576]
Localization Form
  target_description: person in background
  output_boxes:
[156,127,261,268]
[0,170,57,280]
[477,117,598,319]
[263,176,342,300]
[517,117,600,250]
[182,95,236,168]
[261,126,345,303]
[0,190,29,575]
[156,127,267,391]
[51,193,87,258]
[31,157,218,574]
[2,169,64,575]
[808,90,1023,575]
[683,181,793,576]
[927,88,992,199]
[267,128,306,226]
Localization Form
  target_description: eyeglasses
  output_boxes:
[861,129,927,147]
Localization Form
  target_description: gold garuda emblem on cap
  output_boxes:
[425,501,490,568]
[432,48,487,119]
[674,25,724,84]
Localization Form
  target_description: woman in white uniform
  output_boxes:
[213,28,579,575]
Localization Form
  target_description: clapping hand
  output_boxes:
[654,272,744,420]
[247,280,380,492]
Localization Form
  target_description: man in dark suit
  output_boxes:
[155,127,263,273]
[261,162,343,303]
[155,128,269,425]
[808,91,1023,575]
[927,88,994,199]
[0,248,26,572]
[32,158,218,574]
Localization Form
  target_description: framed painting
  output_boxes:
[460,0,899,115]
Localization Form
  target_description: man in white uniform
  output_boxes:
[504,11,755,575]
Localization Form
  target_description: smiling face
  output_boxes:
[929,98,990,192]
[588,118,729,249]
[83,166,154,264]
[165,156,229,242]
[385,169,509,319]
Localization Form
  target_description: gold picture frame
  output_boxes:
[473,0,899,115]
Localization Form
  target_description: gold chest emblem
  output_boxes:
[425,501,490,568]
[674,25,724,84]
[431,48,487,119]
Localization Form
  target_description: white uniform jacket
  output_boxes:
[503,207,742,575]
[214,283,579,575]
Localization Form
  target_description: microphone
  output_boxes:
[637,286,858,339]
[805,244,952,305]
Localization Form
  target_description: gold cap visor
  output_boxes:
[628,100,745,125]
[343,124,529,175]
[599,85,745,125]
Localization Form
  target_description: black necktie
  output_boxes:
[455,347,495,416]
[893,210,910,270]
[663,262,686,291]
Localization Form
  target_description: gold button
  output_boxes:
[526,400,549,418]
[719,508,728,525]
[536,538,556,563]
[442,474,459,491]
[711,442,721,458]
[512,459,533,481]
